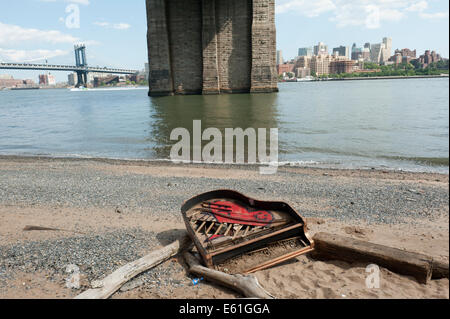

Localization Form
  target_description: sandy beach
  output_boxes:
[0,156,448,299]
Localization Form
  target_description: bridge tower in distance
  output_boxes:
[74,44,88,87]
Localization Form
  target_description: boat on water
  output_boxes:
[10,87,40,90]
[69,86,147,92]
[70,86,89,92]
[296,76,315,82]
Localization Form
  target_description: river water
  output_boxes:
[0,78,448,173]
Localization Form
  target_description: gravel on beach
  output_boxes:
[0,157,447,224]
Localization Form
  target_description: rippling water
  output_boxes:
[0,78,448,173]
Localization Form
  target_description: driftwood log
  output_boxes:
[312,232,435,284]
[184,252,274,299]
[432,260,449,280]
[75,236,190,299]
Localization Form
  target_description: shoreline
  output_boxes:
[282,74,449,82]
[0,156,448,299]
[322,74,449,81]
[0,154,448,177]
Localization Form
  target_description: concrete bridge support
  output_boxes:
[146,0,278,96]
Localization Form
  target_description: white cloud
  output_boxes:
[0,22,79,45]
[419,11,449,19]
[275,0,335,17]
[276,0,448,28]
[39,0,90,5]
[94,21,109,27]
[93,21,131,30]
[406,1,428,12]
[113,23,131,30]
[0,48,69,63]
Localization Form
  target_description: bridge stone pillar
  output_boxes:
[201,0,220,94]
[146,0,278,96]
[250,0,278,93]
[146,0,174,96]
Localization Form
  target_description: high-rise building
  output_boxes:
[369,38,391,64]
[276,50,284,66]
[381,37,392,63]
[68,73,76,86]
[333,46,350,58]
[295,56,311,69]
[370,43,383,63]
[314,42,328,56]
[298,47,313,57]
[362,47,371,61]
[351,43,363,60]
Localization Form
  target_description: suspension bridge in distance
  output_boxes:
[0,45,139,87]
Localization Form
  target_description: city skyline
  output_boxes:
[0,0,449,82]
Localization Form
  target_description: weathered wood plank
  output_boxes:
[184,252,274,299]
[311,232,433,284]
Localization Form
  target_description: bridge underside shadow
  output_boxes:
[146,0,278,96]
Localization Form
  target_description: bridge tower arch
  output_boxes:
[74,44,89,87]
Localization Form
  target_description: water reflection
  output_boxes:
[148,93,279,159]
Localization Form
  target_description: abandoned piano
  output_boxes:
[181,190,314,274]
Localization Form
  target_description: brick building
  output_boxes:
[417,50,442,68]
[277,63,295,75]
[329,60,355,74]
[310,55,332,76]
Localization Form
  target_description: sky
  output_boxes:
[0,0,448,82]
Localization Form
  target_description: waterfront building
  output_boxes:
[38,74,56,86]
[277,63,295,76]
[310,55,332,76]
[296,67,311,78]
[390,53,403,64]
[314,42,328,56]
[0,76,35,89]
[395,48,416,59]
[417,50,442,68]
[295,56,311,69]
[389,48,417,65]
[298,47,313,57]
[329,60,355,74]
[0,74,13,80]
